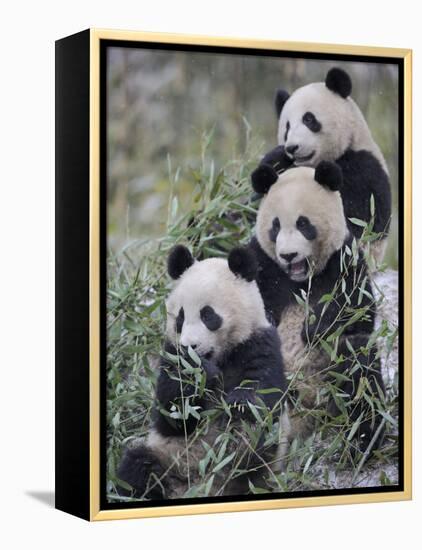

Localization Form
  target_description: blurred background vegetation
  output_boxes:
[107,47,399,267]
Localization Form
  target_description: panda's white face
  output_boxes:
[256,167,348,281]
[166,258,268,360]
[278,83,355,167]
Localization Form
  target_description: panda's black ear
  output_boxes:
[228,247,258,282]
[275,89,290,118]
[314,161,343,192]
[167,245,194,279]
[251,163,279,195]
[325,68,352,98]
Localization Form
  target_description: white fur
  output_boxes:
[256,167,348,278]
[136,258,291,496]
[140,407,291,498]
[166,257,269,359]
[278,82,388,173]
[278,303,332,441]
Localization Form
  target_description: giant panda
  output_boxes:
[249,161,386,453]
[251,68,392,267]
[117,245,290,500]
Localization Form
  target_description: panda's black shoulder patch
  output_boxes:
[275,89,290,118]
[325,67,352,99]
[167,245,194,279]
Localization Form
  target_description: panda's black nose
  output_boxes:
[286,145,299,155]
[280,252,298,262]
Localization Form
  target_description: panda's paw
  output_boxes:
[225,389,257,417]
[261,145,294,170]
[117,444,166,500]
[251,163,279,194]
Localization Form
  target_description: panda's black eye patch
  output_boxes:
[302,111,322,133]
[200,306,223,331]
[284,121,290,142]
[296,216,317,240]
[175,307,184,333]
[269,217,281,243]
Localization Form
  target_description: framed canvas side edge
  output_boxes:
[55,28,91,521]
[89,28,101,522]
[402,48,412,503]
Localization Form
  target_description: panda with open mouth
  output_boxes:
[249,160,386,453]
[251,67,392,268]
[117,246,290,500]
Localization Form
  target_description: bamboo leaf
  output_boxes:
[212,451,236,473]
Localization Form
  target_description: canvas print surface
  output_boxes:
[104,45,400,506]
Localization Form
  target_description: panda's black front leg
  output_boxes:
[117,444,166,500]
[327,337,386,454]
[251,145,294,196]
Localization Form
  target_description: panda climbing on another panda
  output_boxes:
[117,245,290,500]
[249,160,386,452]
[251,67,392,267]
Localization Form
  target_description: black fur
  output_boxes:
[252,235,376,336]
[327,336,385,452]
[315,160,343,191]
[302,111,322,133]
[251,163,278,195]
[153,341,221,437]
[252,69,390,246]
[175,307,184,333]
[200,305,223,331]
[251,145,294,195]
[296,215,317,241]
[325,67,352,98]
[300,235,375,343]
[167,245,194,279]
[228,246,258,281]
[220,326,287,411]
[284,121,290,142]
[252,149,390,243]
[249,237,295,326]
[116,445,166,500]
[275,89,290,117]
[249,236,384,451]
[336,149,392,238]
[117,326,287,497]
[268,217,280,243]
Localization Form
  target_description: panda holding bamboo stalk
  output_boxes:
[117,67,390,500]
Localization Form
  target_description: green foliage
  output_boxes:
[106,133,399,503]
